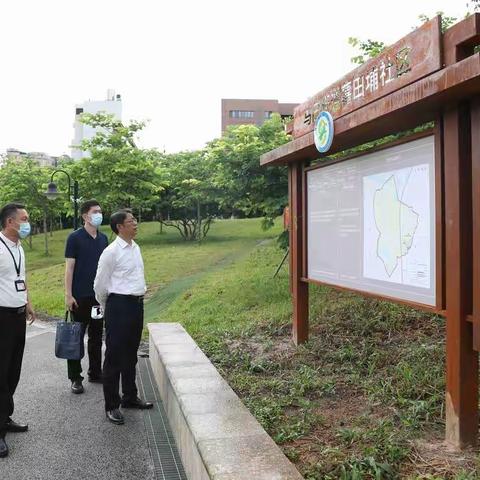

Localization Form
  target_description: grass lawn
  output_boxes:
[25,218,479,478]
[26,218,282,319]
[156,243,479,479]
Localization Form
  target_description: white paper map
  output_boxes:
[363,164,431,288]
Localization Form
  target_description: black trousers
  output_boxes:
[0,308,26,438]
[67,297,103,381]
[103,295,143,411]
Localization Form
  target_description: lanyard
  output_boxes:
[0,236,22,277]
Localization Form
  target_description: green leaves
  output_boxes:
[205,114,289,222]
[0,157,60,224]
[78,112,145,151]
[348,37,386,65]
[71,113,165,214]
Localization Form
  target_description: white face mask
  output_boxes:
[89,213,103,228]
[18,222,31,239]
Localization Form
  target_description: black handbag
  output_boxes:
[54,310,85,360]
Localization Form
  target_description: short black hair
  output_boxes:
[110,209,132,234]
[0,203,25,228]
[80,199,100,215]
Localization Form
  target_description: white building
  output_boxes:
[4,149,68,168]
[71,89,122,160]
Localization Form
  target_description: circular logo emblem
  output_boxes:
[314,111,334,153]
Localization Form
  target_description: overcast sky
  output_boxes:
[0,0,469,156]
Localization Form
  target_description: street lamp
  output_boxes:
[45,169,79,230]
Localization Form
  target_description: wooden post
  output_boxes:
[289,162,309,345]
[444,103,478,448]
[288,166,293,295]
[471,97,480,351]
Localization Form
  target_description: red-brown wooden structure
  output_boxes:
[261,15,480,449]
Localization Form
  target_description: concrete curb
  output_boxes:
[148,323,304,480]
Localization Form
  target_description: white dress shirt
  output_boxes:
[94,236,146,309]
[0,232,27,308]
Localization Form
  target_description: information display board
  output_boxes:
[307,135,436,306]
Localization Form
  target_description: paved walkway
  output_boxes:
[1,321,187,480]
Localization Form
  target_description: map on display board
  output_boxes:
[363,163,430,287]
[307,135,435,306]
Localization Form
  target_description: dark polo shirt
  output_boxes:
[65,228,109,299]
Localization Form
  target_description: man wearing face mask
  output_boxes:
[64,199,108,394]
[0,203,35,458]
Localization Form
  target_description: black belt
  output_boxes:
[0,305,26,315]
[109,293,144,303]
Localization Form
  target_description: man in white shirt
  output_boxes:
[94,209,152,425]
[0,203,35,458]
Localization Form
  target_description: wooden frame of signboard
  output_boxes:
[261,15,480,448]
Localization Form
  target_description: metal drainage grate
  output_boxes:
[138,357,188,480]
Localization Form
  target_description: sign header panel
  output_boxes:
[307,135,436,306]
[294,17,441,139]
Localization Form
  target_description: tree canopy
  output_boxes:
[0,112,289,244]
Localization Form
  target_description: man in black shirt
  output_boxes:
[64,200,108,394]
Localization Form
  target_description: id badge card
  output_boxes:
[15,280,26,292]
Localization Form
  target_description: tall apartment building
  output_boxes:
[221,99,298,134]
[71,89,122,160]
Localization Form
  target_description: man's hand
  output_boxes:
[26,302,36,325]
[66,295,78,311]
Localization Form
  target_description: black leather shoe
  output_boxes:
[71,379,84,394]
[106,409,124,425]
[121,397,153,409]
[6,418,28,432]
[0,438,8,458]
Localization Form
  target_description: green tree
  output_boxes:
[156,150,217,241]
[0,158,61,255]
[205,114,290,228]
[72,113,164,216]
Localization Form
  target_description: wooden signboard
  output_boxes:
[293,17,442,139]
[261,14,480,449]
